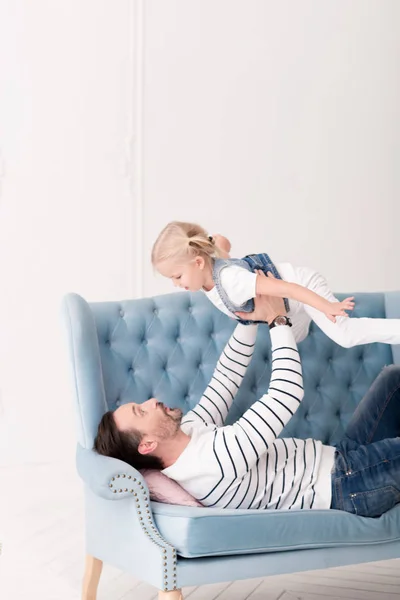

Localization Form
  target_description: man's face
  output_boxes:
[114,398,183,445]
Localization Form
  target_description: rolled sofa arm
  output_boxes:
[77,444,150,501]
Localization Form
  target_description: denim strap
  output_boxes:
[212,253,289,325]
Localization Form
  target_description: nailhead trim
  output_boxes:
[107,472,179,590]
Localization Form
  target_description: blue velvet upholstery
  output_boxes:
[152,501,400,559]
[61,291,400,591]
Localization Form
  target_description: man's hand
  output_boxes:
[236,270,286,324]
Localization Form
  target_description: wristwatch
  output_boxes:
[269,315,292,329]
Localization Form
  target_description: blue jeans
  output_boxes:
[331,365,400,517]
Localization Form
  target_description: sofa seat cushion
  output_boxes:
[152,502,400,558]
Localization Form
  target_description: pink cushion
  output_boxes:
[141,469,203,507]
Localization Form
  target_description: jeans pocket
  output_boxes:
[333,448,349,474]
[350,486,400,518]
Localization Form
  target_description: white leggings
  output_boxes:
[286,265,400,348]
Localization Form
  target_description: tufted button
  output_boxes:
[176,337,181,343]
[304,412,309,420]
[153,308,158,316]
[115,399,121,406]
[252,386,257,393]
[119,309,124,318]
[316,385,321,392]
[185,395,190,402]
[129,367,134,374]
[188,306,192,314]
[105,340,111,347]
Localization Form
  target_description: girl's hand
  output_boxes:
[212,233,231,257]
[325,297,355,323]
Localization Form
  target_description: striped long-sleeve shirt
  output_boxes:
[162,323,335,510]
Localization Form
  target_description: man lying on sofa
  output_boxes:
[95,272,400,517]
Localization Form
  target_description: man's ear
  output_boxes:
[138,438,158,456]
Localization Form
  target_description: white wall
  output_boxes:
[0,0,137,463]
[142,0,400,297]
[0,0,399,464]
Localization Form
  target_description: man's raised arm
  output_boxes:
[181,322,258,427]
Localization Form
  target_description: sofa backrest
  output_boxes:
[84,291,392,447]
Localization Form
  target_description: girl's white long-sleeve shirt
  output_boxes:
[204,262,400,347]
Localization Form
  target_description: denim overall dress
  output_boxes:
[212,253,290,325]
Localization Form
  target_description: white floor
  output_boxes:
[1,463,399,600]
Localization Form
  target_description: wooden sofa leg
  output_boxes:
[158,590,183,600]
[82,554,103,600]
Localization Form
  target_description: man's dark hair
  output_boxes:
[94,411,163,470]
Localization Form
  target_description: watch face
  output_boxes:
[275,316,287,326]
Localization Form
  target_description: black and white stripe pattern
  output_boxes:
[182,327,256,429]
[169,324,325,511]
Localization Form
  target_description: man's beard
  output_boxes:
[157,405,183,439]
[160,404,183,423]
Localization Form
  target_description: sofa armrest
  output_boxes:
[77,444,149,501]
[385,291,400,365]
[78,444,180,591]
[61,293,108,450]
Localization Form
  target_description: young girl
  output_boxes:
[151,221,400,347]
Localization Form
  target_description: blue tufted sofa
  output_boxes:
[61,290,400,599]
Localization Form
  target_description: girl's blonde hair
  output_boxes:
[151,221,223,267]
